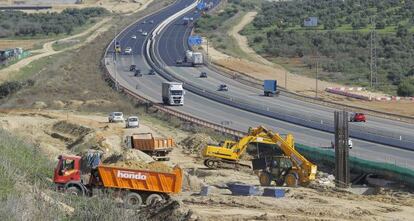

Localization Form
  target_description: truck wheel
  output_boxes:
[285,172,299,187]
[204,159,217,169]
[259,172,272,186]
[66,186,82,196]
[146,194,163,206]
[124,192,143,208]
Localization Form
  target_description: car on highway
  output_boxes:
[129,64,136,71]
[138,28,143,33]
[149,20,154,24]
[108,112,124,123]
[176,58,183,64]
[134,69,142,77]
[124,47,132,54]
[142,20,147,24]
[218,84,228,91]
[148,69,156,75]
[200,72,207,78]
[142,31,148,36]
[348,138,353,149]
[350,113,366,122]
[125,116,139,128]
[131,35,137,39]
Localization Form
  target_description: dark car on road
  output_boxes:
[148,69,156,75]
[129,65,136,71]
[218,84,228,91]
[134,69,142,77]
[176,58,183,65]
[200,72,207,78]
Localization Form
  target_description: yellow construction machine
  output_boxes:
[202,126,317,187]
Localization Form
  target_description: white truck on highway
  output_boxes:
[162,82,185,106]
[184,50,203,66]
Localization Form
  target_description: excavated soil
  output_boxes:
[107,160,173,173]
[52,120,93,137]
[179,133,217,155]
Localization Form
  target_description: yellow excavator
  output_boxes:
[202,126,317,187]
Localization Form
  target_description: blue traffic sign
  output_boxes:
[188,35,202,46]
[197,1,206,11]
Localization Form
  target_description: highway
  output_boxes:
[105,0,414,169]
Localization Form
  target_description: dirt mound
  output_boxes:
[179,134,217,154]
[52,121,93,137]
[103,149,154,164]
[182,170,205,192]
[107,161,172,173]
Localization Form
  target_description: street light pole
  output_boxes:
[316,58,319,98]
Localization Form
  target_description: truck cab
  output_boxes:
[54,155,81,185]
[162,82,185,105]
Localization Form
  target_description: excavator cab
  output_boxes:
[253,155,295,186]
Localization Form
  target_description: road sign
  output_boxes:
[188,35,202,46]
[197,1,206,11]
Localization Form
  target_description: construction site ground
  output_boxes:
[0,109,413,220]
[201,11,414,118]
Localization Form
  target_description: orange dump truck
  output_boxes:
[128,133,175,161]
[53,154,182,208]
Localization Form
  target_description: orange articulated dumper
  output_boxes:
[128,133,175,161]
[53,154,182,208]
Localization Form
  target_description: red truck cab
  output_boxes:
[350,113,366,122]
[53,155,81,185]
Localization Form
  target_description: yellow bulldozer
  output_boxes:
[202,126,317,187]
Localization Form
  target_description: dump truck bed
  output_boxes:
[131,133,175,151]
[97,165,182,194]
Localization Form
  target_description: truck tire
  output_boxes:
[259,172,272,186]
[124,192,143,208]
[204,159,217,169]
[66,186,82,196]
[146,193,163,205]
[285,172,299,187]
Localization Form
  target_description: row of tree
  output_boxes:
[0,7,108,38]
[246,0,414,95]
[253,0,414,30]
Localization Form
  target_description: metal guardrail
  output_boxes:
[146,5,414,151]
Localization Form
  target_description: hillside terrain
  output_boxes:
[241,0,414,96]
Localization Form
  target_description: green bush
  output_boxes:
[397,81,414,96]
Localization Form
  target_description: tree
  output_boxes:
[396,25,408,38]
[397,81,414,96]
[375,20,385,29]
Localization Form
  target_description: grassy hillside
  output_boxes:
[0,8,108,39]
[241,0,414,95]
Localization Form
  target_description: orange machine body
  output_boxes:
[131,133,175,151]
[96,165,182,194]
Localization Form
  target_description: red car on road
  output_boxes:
[350,113,366,122]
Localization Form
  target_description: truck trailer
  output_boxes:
[263,80,279,96]
[184,50,203,66]
[127,133,175,161]
[162,82,185,105]
[53,154,182,208]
